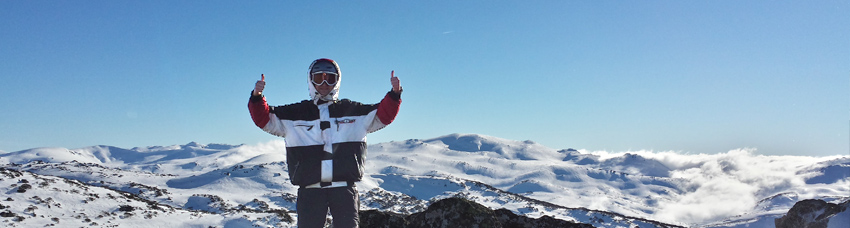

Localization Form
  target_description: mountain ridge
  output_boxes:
[1,133,848,227]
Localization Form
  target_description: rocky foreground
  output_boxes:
[360,197,596,228]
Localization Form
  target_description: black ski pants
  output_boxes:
[296,185,360,228]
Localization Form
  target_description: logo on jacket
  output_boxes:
[335,119,356,124]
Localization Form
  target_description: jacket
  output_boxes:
[248,91,401,187]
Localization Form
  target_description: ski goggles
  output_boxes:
[310,71,339,85]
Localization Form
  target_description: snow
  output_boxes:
[2,147,103,164]
[1,133,848,227]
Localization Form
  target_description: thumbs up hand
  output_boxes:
[253,74,266,96]
[390,71,401,93]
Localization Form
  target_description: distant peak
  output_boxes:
[183,142,204,148]
[426,133,516,144]
[423,134,507,153]
[559,148,579,153]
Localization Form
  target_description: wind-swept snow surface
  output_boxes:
[1,134,847,227]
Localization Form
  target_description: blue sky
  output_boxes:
[1,1,847,156]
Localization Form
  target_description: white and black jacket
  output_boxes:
[248,91,401,187]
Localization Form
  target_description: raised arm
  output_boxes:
[248,74,270,128]
[379,71,402,124]
[368,71,402,133]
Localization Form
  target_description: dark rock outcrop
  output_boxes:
[494,208,594,228]
[775,199,848,228]
[359,197,594,228]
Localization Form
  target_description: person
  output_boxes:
[248,58,402,228]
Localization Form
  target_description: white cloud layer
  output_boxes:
[584,148,848,224]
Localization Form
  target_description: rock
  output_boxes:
[406,197,501,228]
[775,199,848,228]
[16,183,32,193]
[359,197,594,228]
[118,205,135,212]
[0,210,16,217]
[494,208,594,228]
[359,210,408,228]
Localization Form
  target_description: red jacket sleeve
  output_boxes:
[376,91,401,125]
[248,93,271,128]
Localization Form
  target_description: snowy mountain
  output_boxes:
[1,134,848,227]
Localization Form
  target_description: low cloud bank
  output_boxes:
[587,148,848,224]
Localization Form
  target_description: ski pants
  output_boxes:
[296,185,360,228]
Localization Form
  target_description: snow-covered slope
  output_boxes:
[1,134,848,227]
[0,167,292,227]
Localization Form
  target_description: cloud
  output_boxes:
[582,148,842,224]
